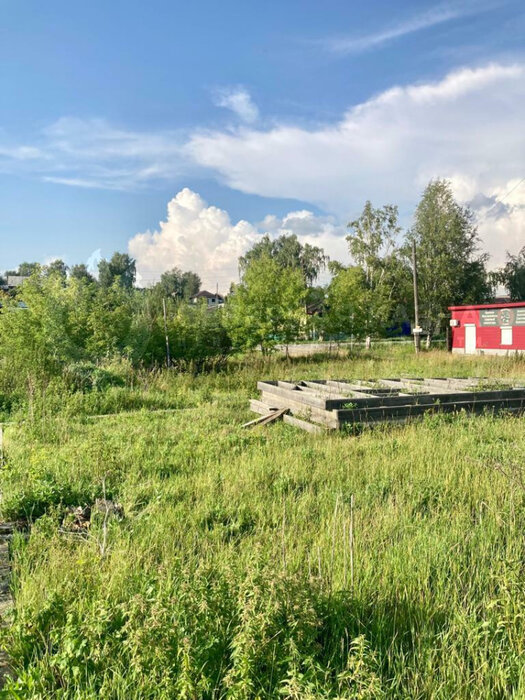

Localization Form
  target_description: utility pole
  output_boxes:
[412,240,421,354]
[162,298,171,368]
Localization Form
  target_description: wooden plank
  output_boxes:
[264,381,524,410]
[257,381,329,409]
[283,414,326,434]
[277,380,300,389]
[379,378,468,395]
[326,379,381,393]
[337,387,525,411]
[378,378,433,393]
[326,380,411,397]
[300,381,349,400]
[335,395,525,424]
[410,377,479,391]
[260,392,338,428]
[242,408,288,429]
[323,380,380,398]
[430,377,476,386]
[264,380,525,411]
[250,399,277,415]
[261,381,406,410]
[260,392,337,427]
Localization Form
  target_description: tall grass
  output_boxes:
[2,347,525,697]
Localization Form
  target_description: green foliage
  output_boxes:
[44,259,68,281]
[169,303,232,368]
[70,263,96,284]
[407,179,491,336]
[226,255,307,353]
[0,274,87,393]
[324,265,393,339]
[347,201,401,287]
[156,267,201,300]
[346,202,412,335]
[98,252,136,290]
[63,362,125,393]
[9,261,40,277]
[324,266,371,339]
[85,283,136,358]
[497,246,525,301]
[0,271,233,406]
[239,233,327,286]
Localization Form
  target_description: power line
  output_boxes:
[484,177,525,215]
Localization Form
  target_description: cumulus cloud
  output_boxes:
[187,62,525,261]
[129,189,258,291]
[1,61,524,264]
[128,189,348,291]
[469,178,525,266]
[213,87,259,123]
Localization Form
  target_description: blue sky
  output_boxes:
[1,0,524,288]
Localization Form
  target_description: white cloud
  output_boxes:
[129,188,259,291]
[187,62,525,262]
[0,145,44,160]
[323,4,466,54]
[213,87,259,124]
[1,61,524,266]
[321,1,499,54]
[0,117,188,190]
[86,249,102,276]
[468,178,525,266]
[477,207,525,266]
[128,189,348,291]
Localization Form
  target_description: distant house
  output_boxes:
[191,290,225,309]
[6,275,29,288]
[0,275,29,292]
[306,301,325,317]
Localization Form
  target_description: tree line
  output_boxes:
[1,179,524,395]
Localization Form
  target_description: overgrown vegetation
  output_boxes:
[2,347,525,697]
[3,178,511,373]
[0,178,523,696]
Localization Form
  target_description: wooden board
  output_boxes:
[335,396,525,426]
[283,414,325,434]
[250,399,278,415]
[260,392,338,427]
[242,408,288,429]
[250,377,525,432]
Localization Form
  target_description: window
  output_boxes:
[501,326,513,346]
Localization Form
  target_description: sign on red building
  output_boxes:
[449,302,525,355]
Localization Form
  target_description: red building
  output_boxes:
[449,302,525,355]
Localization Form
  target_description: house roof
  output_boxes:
[449,301,525,311]
[192,290,224,300]
[6,275,29,287]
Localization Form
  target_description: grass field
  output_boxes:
[2,347,525,698]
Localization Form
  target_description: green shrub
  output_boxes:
[63,362,125,393]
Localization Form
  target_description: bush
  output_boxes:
[63,363,125,393]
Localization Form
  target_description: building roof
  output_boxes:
[191,290,224,300]
[6,275,29,287]
[449,302,525,311]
